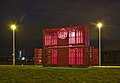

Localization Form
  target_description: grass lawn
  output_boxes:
[0,65,120,83]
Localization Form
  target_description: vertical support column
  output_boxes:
[99,27,101,66]
[13,30,15,66]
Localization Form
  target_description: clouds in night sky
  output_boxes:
[1,0,120,40]
[0,0,120,56]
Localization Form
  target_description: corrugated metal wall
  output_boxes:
[34,48,42,65]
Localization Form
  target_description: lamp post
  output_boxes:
[97,23,102,66]
[11,24,16,66]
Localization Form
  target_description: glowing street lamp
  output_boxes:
[97,23,102,66]
[11,24,16,66]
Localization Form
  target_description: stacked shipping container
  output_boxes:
[93,48,98,65]
[42,24,98,67]
[34,48,42,65]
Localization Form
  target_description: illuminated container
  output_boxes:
[86,47,98,66]
[43,24,97,67]
[43,24,90,46]
[34,48,42,65]
[86,46,93,66]
[43,46,91,66]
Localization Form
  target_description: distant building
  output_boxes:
[18,49,26,61]
[102,50,120,66]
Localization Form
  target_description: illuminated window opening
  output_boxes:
[52,49,57,65]
[45,34,51,45]
[80,31,83,43]
[76,30,83,44]
[51,33,57,45]
[71,32,75,37]
[69,30,83,44]
[69,49,75,65]
[76,30,80,43]
[69,30,75,44]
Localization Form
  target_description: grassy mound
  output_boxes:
[0,65,120,83]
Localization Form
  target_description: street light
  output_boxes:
[97,23,102,66]
[11,24,16,66]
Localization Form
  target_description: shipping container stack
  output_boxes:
[43,24,98,67]
[34,48,42,65]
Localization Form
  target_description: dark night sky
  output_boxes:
[0,0,120,57]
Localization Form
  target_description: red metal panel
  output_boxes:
[52,49,58,65]
[69,49,75,65]
[43,48,51,66]
[34,48,42,65]
[76,48,84,65]
[58,48,68,66]
[93,48,98,65]
[86,46,94,66]
[58,36,68,46]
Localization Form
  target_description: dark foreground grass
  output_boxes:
[0,65,120,83]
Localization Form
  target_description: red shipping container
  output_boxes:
[86,46,94,66]
[43,46,92,66]
[34,48,42,65]
[43,24,90,47]
[93,48,98,65]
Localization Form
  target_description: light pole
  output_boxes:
[11,24,16,66]
[97,23,102,66]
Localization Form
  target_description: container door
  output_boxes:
[58,48,68,66]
